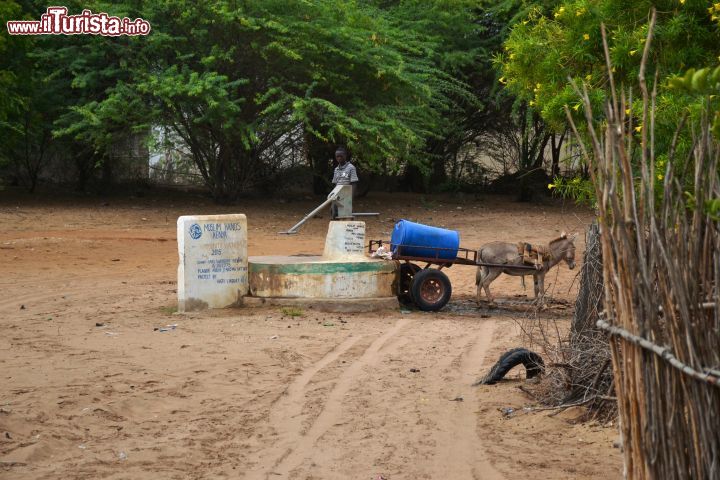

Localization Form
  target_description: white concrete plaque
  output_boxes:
[323,221,366,259]
[177,214,248,312]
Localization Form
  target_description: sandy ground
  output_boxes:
[0,189,622,479]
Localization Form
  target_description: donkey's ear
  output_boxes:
[560,231,567,239]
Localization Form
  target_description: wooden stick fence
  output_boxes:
[566,9,720,479]
[596,319,720,386]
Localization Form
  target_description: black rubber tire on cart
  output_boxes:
[397,263,421,306]
[410,268,452,312]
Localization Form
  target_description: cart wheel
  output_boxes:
[411,269,452,312]
[397,263,421,306]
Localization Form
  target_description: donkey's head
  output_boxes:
[550,232,578,269]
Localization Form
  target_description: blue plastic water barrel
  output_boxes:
[390,220,460,260]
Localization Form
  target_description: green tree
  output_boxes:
[0,1,62,191]
[69,0,474,201]
[0,0,22,128]
[477,0,566,198]
[48,1,151,190]
[499,0,720,204]
[1,1,144,191]
[1,0,502,198]
[499,0,720,128]
[378,0,484,191]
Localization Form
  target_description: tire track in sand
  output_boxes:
[428,319,505,480]
[0,277,154,312]
[264,317,411,479]
[0,285,104,312]
[243,333,363,479]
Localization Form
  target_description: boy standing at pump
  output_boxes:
[330,147,358,220]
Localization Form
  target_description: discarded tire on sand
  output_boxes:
[473,348,545,385]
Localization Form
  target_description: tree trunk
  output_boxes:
[516,104,551,202]
[214,143,228,202]
[531,132,551,170]
[305,132,334,195]
[519,103,529,170]
[74,153,94,192]
[427,138,447,191]
[402,164,427,193]
[550,129,567,178]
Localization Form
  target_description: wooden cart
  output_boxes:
[368,239,536,311]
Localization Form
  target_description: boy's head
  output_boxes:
[335,147,348,165]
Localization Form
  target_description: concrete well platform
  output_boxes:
[246,255,398,312]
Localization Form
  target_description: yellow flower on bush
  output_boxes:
[548,183,555,190]
[630,49,637,56]
[554,7,565,18]
[635,125,643,132]
[583,33,590,41]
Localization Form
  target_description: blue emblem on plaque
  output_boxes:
[189,223,202,240]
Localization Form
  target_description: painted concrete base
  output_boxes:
[242,296,399,313]
[248,255,396,299]
[323,221,366,260]
[247,221,399,309]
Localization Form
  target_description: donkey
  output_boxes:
[475,233,578,305]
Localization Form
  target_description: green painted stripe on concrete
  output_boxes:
[250,261,396,275]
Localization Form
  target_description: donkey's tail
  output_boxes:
[475,248,485,286]
[475,248,487,285]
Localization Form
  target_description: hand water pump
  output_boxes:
[279,185,378,235]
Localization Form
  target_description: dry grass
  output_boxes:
[514,223,615,422]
